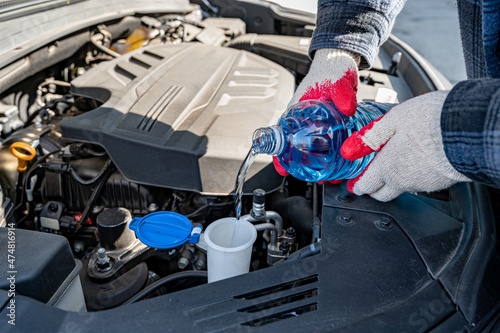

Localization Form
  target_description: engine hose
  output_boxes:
[81,147,106,157]
[123,271,208,305]
[35,79,71,107]
[24,107,46,127]
[186,201,234,218]
[78,160,115,226]
[269,192,314,238]
[69,158,113,185]
[15,148,61,212]
[284,242,321,262]
[90,33,121,58]
[247,221,278,250]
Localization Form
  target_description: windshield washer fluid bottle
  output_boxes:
[252,100,394,182]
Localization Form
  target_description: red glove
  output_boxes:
[274,48,360,183]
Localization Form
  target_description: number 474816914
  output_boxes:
[7,225,15,256]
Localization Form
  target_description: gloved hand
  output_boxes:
[273,48,360,183]
[340,90,470,202]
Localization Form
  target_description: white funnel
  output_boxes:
[204,217,257,283]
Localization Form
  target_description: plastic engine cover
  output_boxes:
[61,44,294,194]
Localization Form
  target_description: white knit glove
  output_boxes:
[340,90,471,202]
[287,48,360,114]
[274,48,360,181]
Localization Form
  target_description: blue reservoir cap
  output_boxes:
[129,211,202,249]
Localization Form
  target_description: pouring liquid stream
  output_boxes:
[230,116,361,246]
[232,149,257,247]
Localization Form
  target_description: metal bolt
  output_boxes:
[279,241,290,252]
[195,251,207,270]
[96,247,111,271]
[341,213,352,222]
[97,248,108,265]
[76,67,86,76]
[380,217,391,228]
[177,257,190,270]
[73,240,85,253]
[195,259,206,270]
[286,227,296,237]
[92,205,104,214]
[148,203,159,212]
[338,212,352,225]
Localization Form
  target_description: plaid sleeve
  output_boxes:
[441,79,500,186]
[310,0,406,69]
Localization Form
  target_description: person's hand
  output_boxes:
[274,48,360,183]
[340,90,470,202]
[288,48,360,113]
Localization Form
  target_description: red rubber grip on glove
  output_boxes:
[272,156,289,176]
[341,113,389,161]
[299,69,358,116]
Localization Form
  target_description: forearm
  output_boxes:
[310,0,406,69]
[441,79,500,186]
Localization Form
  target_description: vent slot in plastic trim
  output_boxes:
[237,288,318,313]
[143,50,165,60]
[129,56,152,69]
[240,303,318,327]
[234,275,318,300]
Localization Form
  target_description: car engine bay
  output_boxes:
[0,0,499,332]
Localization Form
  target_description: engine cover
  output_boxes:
[61,44,294,194]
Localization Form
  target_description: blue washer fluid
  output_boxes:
[252,100,394,182]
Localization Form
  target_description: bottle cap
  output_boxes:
[129,211,202,249]
[252,189,266,205]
